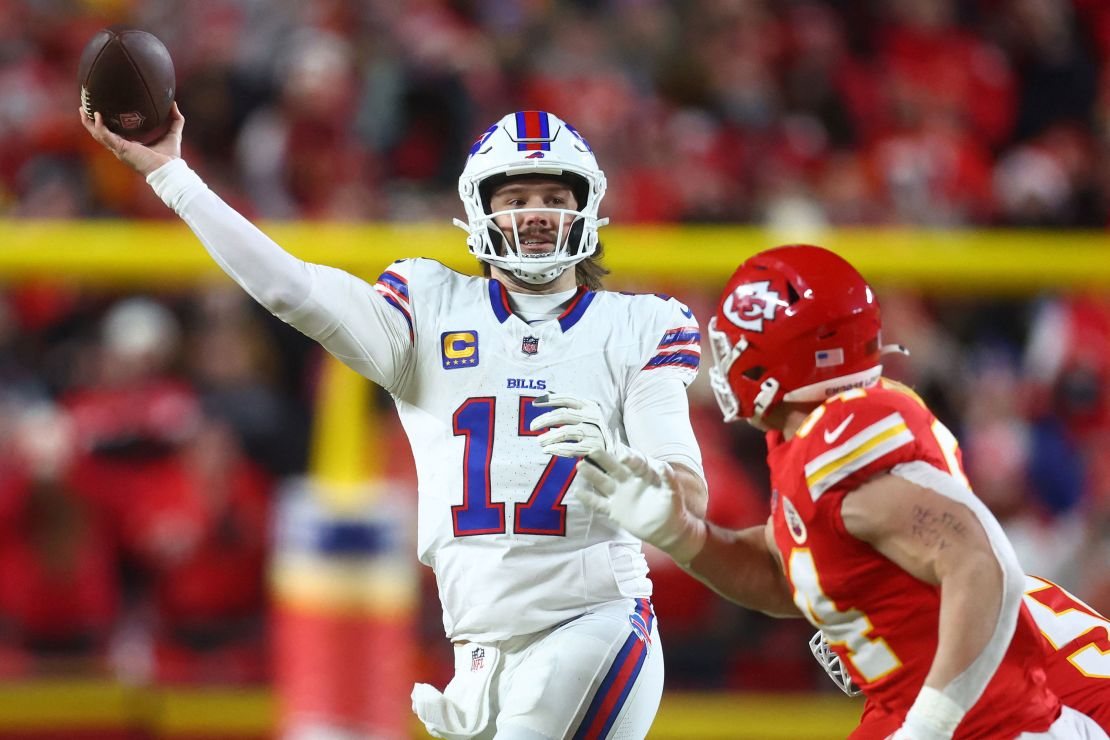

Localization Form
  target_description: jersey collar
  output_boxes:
[488,279,514,323]
[557,286,595,332]
[487,280,596,332]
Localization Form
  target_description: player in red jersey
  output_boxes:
[575,245,1108,738]
[812,575,1110,737]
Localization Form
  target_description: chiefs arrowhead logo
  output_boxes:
[782,496,807,544]
[721,280,783,333]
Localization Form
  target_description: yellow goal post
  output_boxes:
[5,221,1110,292]
[3,220,1108,492]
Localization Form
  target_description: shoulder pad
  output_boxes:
[641,298,701,379]
[796,387,926,499]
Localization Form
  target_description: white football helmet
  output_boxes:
[454,111,608,284]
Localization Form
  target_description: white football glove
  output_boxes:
[575,449,707,564]
[530,394,616,458]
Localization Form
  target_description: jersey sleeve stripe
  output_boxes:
[808,414,910,494]
[377,291,414,342]
[642,350,700,370]
[376,271,409,300]
[806,423,914,498]
[373,282,408,307]
[804,412,908,477]
[657,327,701,348]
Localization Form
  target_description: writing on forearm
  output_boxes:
[911,505,967,551]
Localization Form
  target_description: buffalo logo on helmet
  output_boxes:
[467,124,498,158]
[721,280,783,333]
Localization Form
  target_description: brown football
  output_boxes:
[78,26,175,144]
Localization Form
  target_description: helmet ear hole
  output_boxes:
[742,365,766,380]
[786,283,801,305]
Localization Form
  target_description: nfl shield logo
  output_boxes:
[471,647,485,671]
[522,336,539,356]
[117,111,145,129]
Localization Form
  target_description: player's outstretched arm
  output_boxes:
[576,451,799,617]
[688,518,800,618]
[76,106,412,391]
[841,471,1024,739]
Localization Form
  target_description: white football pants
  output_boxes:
[415,598,664,740]
[1017,705,1109,739]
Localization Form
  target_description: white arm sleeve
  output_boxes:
[146,159,412,391]
[891,460,1025,713]
[623,374,705,484]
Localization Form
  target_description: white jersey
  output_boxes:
[371,259,700,641]
[144,163,703,643]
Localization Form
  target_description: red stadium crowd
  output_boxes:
[5,0,1110,226]
[0,0,1108,695]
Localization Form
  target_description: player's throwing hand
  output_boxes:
[575,450,707,564]
[78,101,184,177]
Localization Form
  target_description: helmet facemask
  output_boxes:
[708,316,782,429]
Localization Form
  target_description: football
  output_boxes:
[78,26,175,144]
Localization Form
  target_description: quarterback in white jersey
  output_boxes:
[377,257,702,643]
[82,105,708,739]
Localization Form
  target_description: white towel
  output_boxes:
[412,642,501,739]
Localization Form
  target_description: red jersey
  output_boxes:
[767,381,1059,738]
[1023,576,1110,730]
[851,575,1110,738]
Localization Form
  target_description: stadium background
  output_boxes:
[2,0,1110,737]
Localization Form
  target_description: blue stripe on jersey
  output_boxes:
[643,351,700,370]
[488,280,512,323]
[376,270,409,300]
[657,328,700,348]
[557,288,595,332]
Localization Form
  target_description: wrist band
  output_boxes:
[902,686,965,739]
[146,158,207,213]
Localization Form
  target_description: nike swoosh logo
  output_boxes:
[824,414,854,445]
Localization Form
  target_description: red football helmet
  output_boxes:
[708,244,897,425]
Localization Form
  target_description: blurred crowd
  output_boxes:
[4,0,1110,225]
[0,0,1108,697]
[0,286,312,685]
